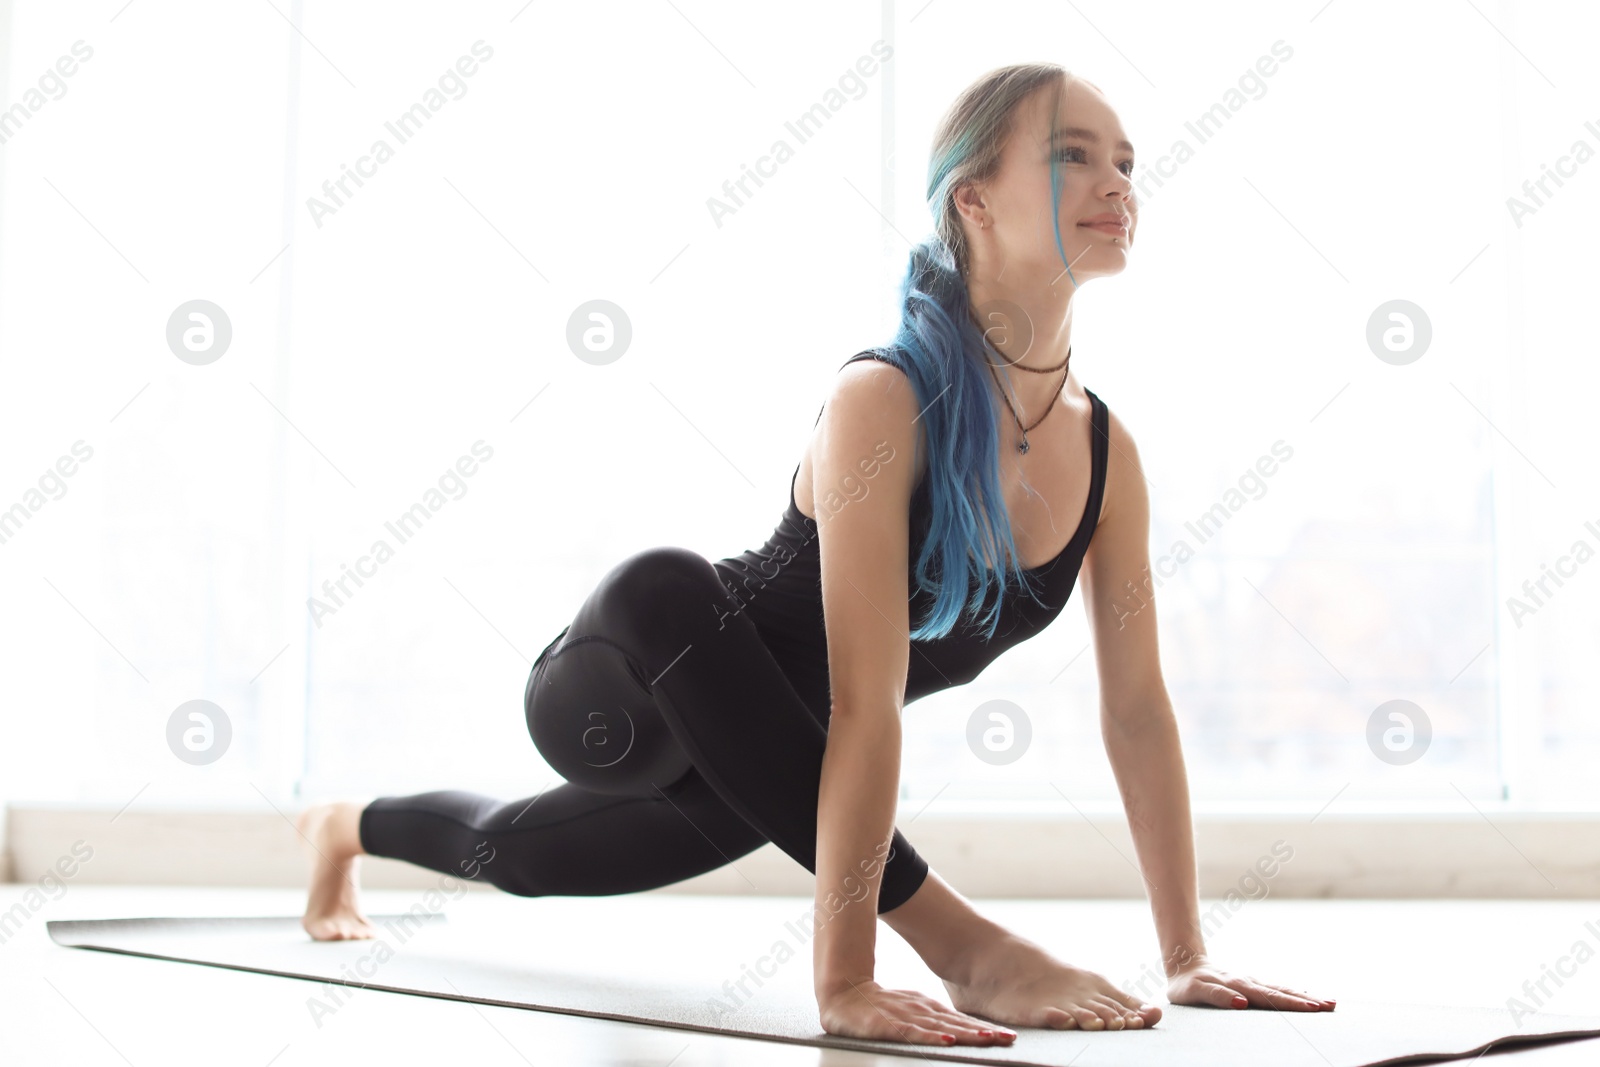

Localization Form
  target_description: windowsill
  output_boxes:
[12,797,1597,816]
[6,803,1595,899]
[904,799,1600,818]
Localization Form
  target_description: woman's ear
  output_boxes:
[952,180,987,228]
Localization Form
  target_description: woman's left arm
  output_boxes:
[1078,407,1335,1013]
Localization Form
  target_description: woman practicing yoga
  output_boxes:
[296,63,1334,1047]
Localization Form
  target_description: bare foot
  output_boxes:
[943,932,1163,1032]
[297,801,377,941]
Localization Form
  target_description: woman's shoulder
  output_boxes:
[799,349,927,509]
[826,350,921,425]
[839,347,904,372]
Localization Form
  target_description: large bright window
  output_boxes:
[1,0,1593,819]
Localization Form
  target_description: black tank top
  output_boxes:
[712,350,1109,719]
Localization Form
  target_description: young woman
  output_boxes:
[296,63,1334,1048]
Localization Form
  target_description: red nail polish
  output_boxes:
[1232,995,1248,1007]
[940,1034,956,1043]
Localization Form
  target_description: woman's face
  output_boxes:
[964,76,1138,287]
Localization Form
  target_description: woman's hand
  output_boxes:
[1167,955,1335,1011]
[817,977,1018,1047]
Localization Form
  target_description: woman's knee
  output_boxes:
[595,545,732,657]
[524,546,732,797]
[606,545,723,607]
[526,635,696,797]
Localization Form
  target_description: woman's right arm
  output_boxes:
[807,363,997,1047]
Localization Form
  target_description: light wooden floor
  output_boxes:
[4,885,1599,1065]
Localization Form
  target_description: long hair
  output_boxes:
[876,63,1083,641]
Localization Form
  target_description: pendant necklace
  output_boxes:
[982,343,1071,455]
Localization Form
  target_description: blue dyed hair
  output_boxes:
[874,64,1084,641]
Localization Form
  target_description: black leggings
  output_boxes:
[358,545,931,912]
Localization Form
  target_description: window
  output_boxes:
[1,1,1593,818]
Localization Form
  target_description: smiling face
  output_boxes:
[957,75,1138,288]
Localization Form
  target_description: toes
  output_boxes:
[305,915,375,941]
[1088,997,1127,1029]
[1045,1000,1146,1032]
[1069,1006,1105,1030]
[1101,988,1158,1027]
[1040,1006,1078,1030]
[1044,1005,1101,1030]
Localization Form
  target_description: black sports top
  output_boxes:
[712,350,1110,719]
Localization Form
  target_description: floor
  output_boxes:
[4,885,1600,1065]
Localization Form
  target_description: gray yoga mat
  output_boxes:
[48,912,1600,1066]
